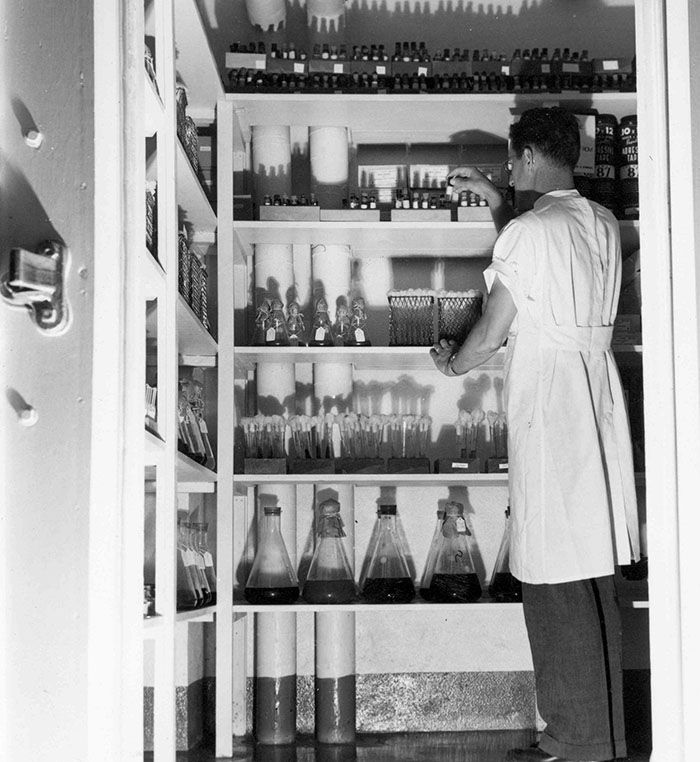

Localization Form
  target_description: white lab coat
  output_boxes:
[484,189,640,584]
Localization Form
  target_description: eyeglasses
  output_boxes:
[503,158,514,174]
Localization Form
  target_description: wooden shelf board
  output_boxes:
[144,70,164,137]
[145,429,165,466]
[176,606,216,623]
[231,220,639,263]
[234,473,509,487]
[177,294,218,357]
[176,451,217,493]
[228,91,637,146]
[234,344,642,373]
[176,141,217,234]
[232,599,522,613]
[142,246,165,300]
[173,0,224,124]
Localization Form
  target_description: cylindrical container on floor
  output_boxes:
[312,244,351,319]
[245,0,286,32]
[315,610,356,744]
[255,611,297,744]
[309,127,349,209]
[252,125,292,205]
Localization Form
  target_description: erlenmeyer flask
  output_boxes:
[361,504,415,604]
[428,501,482,602]
[302,498,357,604]
[419,507,445,601]
[488,506,522,602]
[244,506,299,605]
[177,519,202,610]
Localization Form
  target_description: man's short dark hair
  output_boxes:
[510,107,581,170]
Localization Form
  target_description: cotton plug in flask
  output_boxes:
[361,504,415,604]
[302,498,357,604]
[244,506,299,605]
[428,501,481,602]
[488,506,522,602]
[419,506,445,601]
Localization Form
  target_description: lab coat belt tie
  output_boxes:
[520,324,614,353]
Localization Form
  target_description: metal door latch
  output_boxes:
[1,241,69,332]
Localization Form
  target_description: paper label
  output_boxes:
[563,62,579,73]
[294,62,304,73]
[603,59,619,71]
[354,329,365,343]
[266,327,275,342]
[451,462,471,470]
[541,63,551,74]
[196,555,206,570]
[315,327,325,342]
[199,419,209,434]
[333,63,344,73]
[376,65,386,74]
[501,64,510,75]
[254,58,266,70]
[499,462,508,470]
[455,516,468,534]
[204,552,214,568]
[418,66,428,76]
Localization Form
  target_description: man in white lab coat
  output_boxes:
[431,107,640,762]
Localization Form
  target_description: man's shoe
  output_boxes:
[505,746,598,762]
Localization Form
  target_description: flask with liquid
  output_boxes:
[361,505,415,604]
[419,506,445,601]
[244,506,299,604]
[302,498,357,604]
[428,501,482,602]
[488,506,522,602]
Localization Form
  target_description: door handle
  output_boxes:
[1,240,69,332]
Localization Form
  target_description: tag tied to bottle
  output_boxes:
[315,327,326,342]
[354,329,365,343]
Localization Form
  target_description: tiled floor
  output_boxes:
[146,731,651,761]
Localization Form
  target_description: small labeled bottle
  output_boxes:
[361,505,415,604]
[302,499,357,604]
[488,506,522,602]
[244,506,299,605]
[428,501,481,603]
[419,506,446,600]
[264,298,290,346]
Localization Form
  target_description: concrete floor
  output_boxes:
[146,731,652,761]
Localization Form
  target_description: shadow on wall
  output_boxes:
[204,0,635,86]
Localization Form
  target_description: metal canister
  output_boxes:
[595,114,617,180]
[618,115,638,218]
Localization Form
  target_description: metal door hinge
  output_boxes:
[1,241,69,332]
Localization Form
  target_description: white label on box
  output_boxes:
[255,58,266,70]
[499,462,508,470]
[376,65,386,74]
[501,64,510,75]
[418,66,428,76]
[451,462,471,470]
[333,63,344,73]
[603,59,619,71]
[294,62,304,73]
[541,63,551,74]
[563,62,579,73]
[574,114,596,176]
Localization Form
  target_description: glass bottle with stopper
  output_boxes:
[302,498,357,604]
[488,506,522,602]
[244,506,299,605]
[264,298,290,346]
[428,501,482,602]
[285,300,306,346]
[332,302,352,346]
[254,299,271,346]
[309,296,334,346]
[345,296,371,346]
[361,504,415,604]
